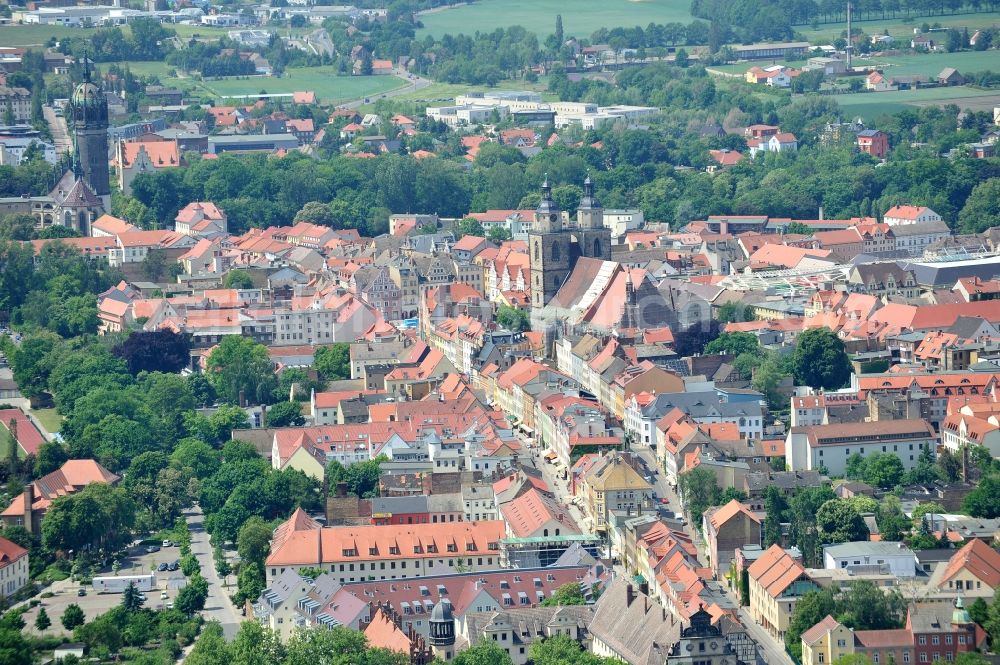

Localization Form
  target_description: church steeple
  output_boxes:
[534,175,561,233]
[71,50,110,210]
[577,174,604,230]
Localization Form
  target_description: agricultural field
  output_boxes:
[192,67,407,104]
[832,85,1000,120]
[417,0,694,39]
[798,11,1000,43]
[0,24,97,47]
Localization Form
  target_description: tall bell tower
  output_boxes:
[71,58,111,210]
[528,178,571,309]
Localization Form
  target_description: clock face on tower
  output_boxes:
[549,214,557,222]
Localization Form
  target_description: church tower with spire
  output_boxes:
[574,175,611,261]
[70,57,111,210]
[528,178,572,308]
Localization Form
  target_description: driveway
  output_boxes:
[42,105,72,157]
[185,507,242,639]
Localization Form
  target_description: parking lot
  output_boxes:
[21,542,188,636]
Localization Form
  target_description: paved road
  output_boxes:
[185,507,242,640]
[305,28,335,57]
[338,69,433,110]
[43,105,72,156]
[629,443,794,665]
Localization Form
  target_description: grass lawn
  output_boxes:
[0,24,100,47]
[193,67,406,104]
[799,11,1000,43]
[417,0,693,39]
[30,408,63,436]
[833,85,1000,120]
[863,49,1000,76]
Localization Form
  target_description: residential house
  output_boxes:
[883,206,942,227]
[747,544,818,640]
[927,539,1000,600]
[702,500,762,579]
[174,201,227,236]
[580,452,655,533]
[265,509,506,584]
[857,130,889,159]
[786,420,937,476]
[0,537,28,600]
[0,459,120,533]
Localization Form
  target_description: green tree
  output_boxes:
[863,452,905,489]
[876,495,910,542]
[265,401,304,427]
[785,221,813,235]
[958,178,1000,234]
[206,336,277,406]
[968,597,989,627]
[716,302,754,324]
[186,622,227,665]
[175,574,208,615]
[223,270,254,289]
[34,608,50,631]
[141,250,167,281]
[455,217,484,238]
[785,587,836,659]
[0,626,31,665]
[845,452,867,480]
[539,582,587,606]
[236,516,273,569]
[704,331,758,356]
[817,499,869,544]
[314,344,351,381]
[452,642,513,665]
[496,305,530,332]
[170,438,221,479]
[33,440,70,479]
[122,581,144,612]
[963,474,1000,518]
[792,328,852,390]
[763,485,787,546]
[61,604,85,630]
[229,617,284,665]
[679,467,718,521]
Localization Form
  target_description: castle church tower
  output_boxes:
[529,178,571,309]
[71,59,111,210]
[575,175,612,261]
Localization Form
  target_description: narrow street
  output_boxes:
[42,105,72,156]
[185,507,242,640]
[628,443,795,665]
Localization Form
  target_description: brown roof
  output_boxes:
[792,419,935,446]
[708,499,760,531]
[937,539,1000,589]
[266,517,505,567]
[746,544,808,598]
[800,615,842,645]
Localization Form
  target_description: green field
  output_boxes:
[197,67,406,104]
[417,0,693,39]
[833,85,1000,120]
[0,24,100,47]
[30,408,62,436]
[863,49,1000,76]
[799,11,1000,43]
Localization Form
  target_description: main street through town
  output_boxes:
[520,433,794,665]
[185,506,242,640]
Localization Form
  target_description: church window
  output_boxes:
[594,238,602,256]
[551,242,561,261]
[534,242,539,261]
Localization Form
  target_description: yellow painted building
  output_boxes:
[800,615,856,665]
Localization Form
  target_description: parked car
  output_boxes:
[167,561,179,572]
[77,588,86,597]
[157,563,168,572]
[160,591,168,600]
[145,545,160,554]
[659,497,669,504]
[162,540,173,547]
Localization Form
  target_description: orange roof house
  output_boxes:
[1,459,120,534]
[265,511,506,583]
[933,539,1000,596]
[747,544,816,640]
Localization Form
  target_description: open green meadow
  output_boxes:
[196,67,406,103]
[0,24,98,47]
[417,0,693,39]
[832,85,1000,120]
[798,11,1000,43]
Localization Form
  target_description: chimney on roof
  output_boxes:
[22,485,33,531]
[626,583,635,608]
